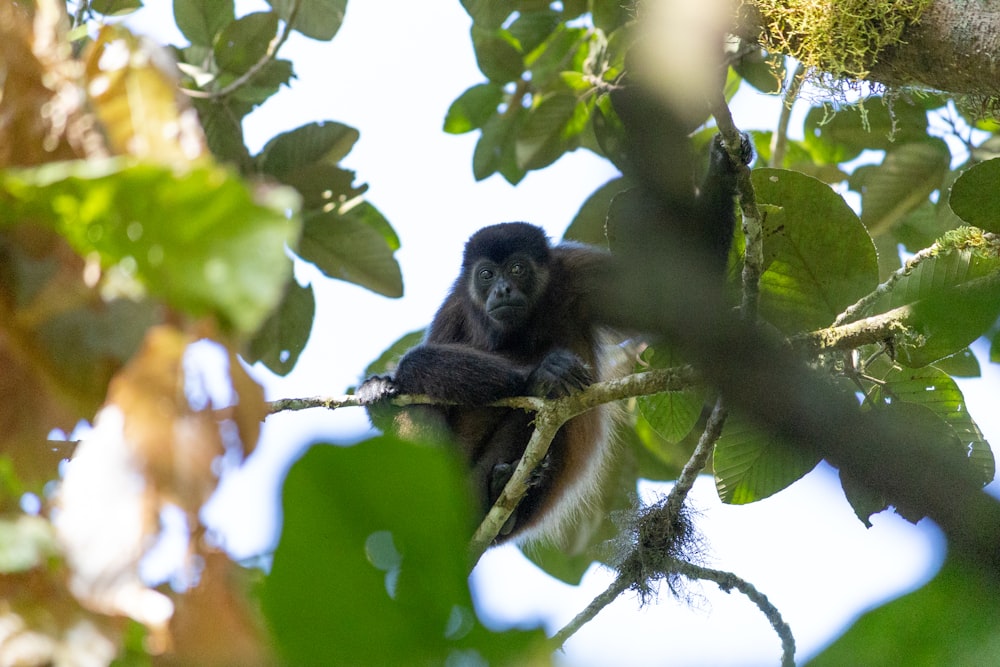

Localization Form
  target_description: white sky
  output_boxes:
[124,2,1000,665]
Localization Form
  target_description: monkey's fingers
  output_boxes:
[355,375,399,403]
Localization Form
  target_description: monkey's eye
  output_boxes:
[478,268,494,281]
[509,262,524,276]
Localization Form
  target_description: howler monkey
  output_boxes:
[357,133,751,545]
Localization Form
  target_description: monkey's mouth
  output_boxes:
[489,304,526,322]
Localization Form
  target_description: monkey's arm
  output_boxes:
[357,344,591,405]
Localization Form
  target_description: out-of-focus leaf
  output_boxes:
[752,169,879,333]
[460,0,514,29]
[85,26,208,163]
[214,12,278,75]
[509,10,560,56]
[841,401,964,525]
[714,412,822,504]
[168,550,273,664]
[854,140,951,236]
[91,0,143,16]
[0,160,299,334]
[811,559,1000,666]
[297,203,403,297]
[267,0,346,41]
[173,0,234,46]
[262,438,545,665]
[444,83,505,134]
[0,225,158,417]
[0,4,83,167]
[0,516,59,573]
[471,25,524,83]
[245,280,315,376]
[949,158,1000,233]
[592,94,628,172]
[526,25,589,88]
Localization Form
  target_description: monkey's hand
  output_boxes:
[527,349,593,398]
[711,131,754,174]
[355,375,399,404]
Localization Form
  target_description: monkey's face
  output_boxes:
[470,256,547,330]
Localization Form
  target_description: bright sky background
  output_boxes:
[125,2,1000,665]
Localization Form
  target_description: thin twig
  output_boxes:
[832,240,942,326]
[548,575,631,649]
[664,396,727,518]
[771,62,805,168]
[671,560,796,667]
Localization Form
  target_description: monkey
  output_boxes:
[356,132,752,546]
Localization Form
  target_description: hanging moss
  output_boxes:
[746,0,932,81]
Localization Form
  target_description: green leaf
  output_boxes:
[460,0,514,28]
[732,50,784,95]
[297,203,403,297]
[245,280,315,376]
[714,413,822,504]
[0,516,59,573]
[229,58,295,108]
[752,168,879,333]
[856,140,951,236]
[173,0,234,46]
[881,366,994,485]
[191,99,251,168]
[525,25,589,88]
[811,559,1000,666]
[257,121,360,179]
[91,0,143,16]
[565,176,629,246]
[636,346,702,445]
[949,158,1000,233]
[473,109,522,181]
[841,401,964,525]
[591,0,630,32]
[214,12,278,75]
[508,10,561,56]
[262,438,542,665]
[363,330,425,378]
[803,98,929,165]
[591,94,628,172]
[267,0,346,41]
[871,241,1000,366]
[444,83,505,134]
[932,348,981,378]
[516,92,585,170]
[0,159,299,334]
[471,25,524,83]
